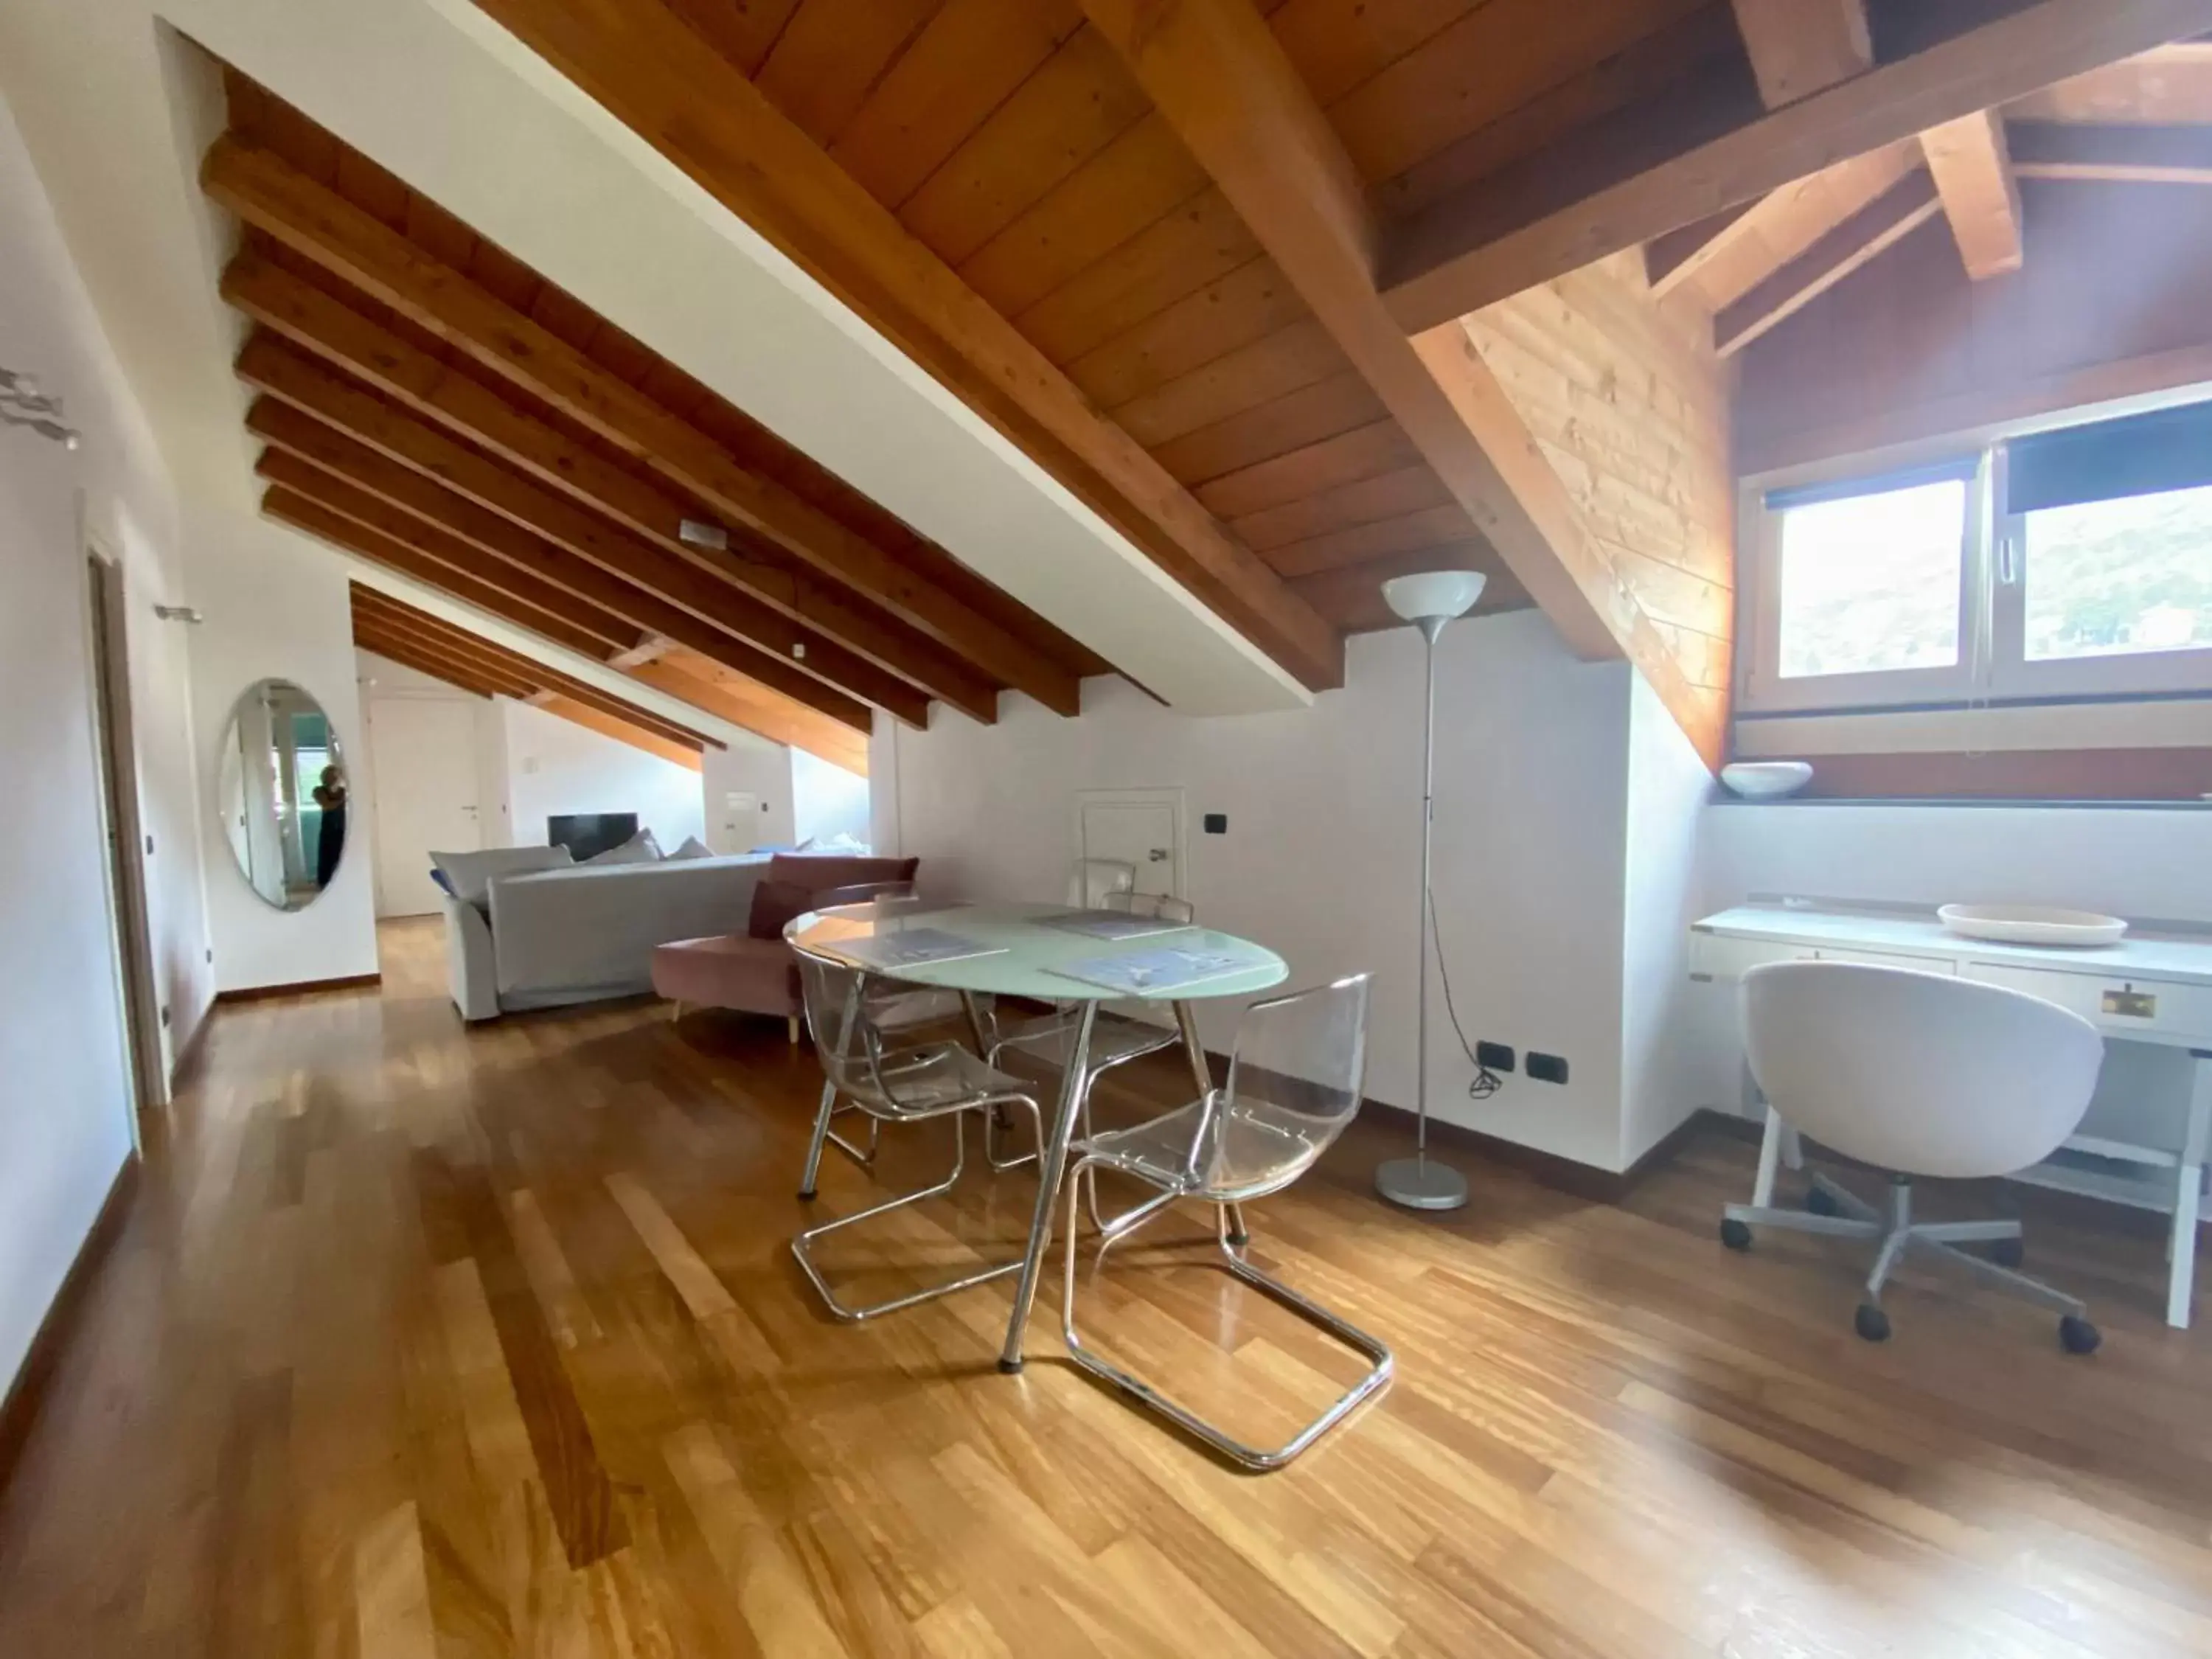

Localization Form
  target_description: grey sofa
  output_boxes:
[443,852,771,1020]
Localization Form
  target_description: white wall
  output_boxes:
[1618,675,1722,1166]
[0,87,210,1394]
[504,700,708,852]
[703,742,798,853]
[184,506,380,991]
[1703,802,2212,924]
[793,750,870,846]
[876,613,1644,1169]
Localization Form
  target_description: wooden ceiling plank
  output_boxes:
[1921,109,2025,278]
[1383,0,2212,331]
[624,656,869,775]
[265,481,627,660]
[350,588,719,748]
[1714,170,1945,356]
[1729,0,1872,109]
[529,692,703,771]
[463,0,1345,691]
[203,137,1076,716]
[354,616,538,700]
[247,400,875,734]
[234,333,934,726]
[1079,0,1722,764]
[2010,120,2212,183]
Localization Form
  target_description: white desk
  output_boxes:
[1691,901,2212,1329]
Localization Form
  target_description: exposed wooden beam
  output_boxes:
[1729,0,1873,109]
[1384,0,2212,331]
[236,336,933,726]
[209,229,1065,716]
[529,693,702,771]
[356,632,504,700]
[349,588,719,749]
[462,0,1343,692]
[248,399,874,734]
[2011,120,2212,184]
[1921,110,2025,278]
[1644,203,1761,296]
[265,482,627,660]
[1078,0,1725,765]
[622,655,869,776]
[1715,170,1944,355]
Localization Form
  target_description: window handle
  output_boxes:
[1995,528,2020,586]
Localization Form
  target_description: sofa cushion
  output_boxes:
[747,877,818,942]
[431,844,574,908]
[667,835,715,860]
[585,828,662,865]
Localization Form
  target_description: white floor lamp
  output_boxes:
[1375,568,1486,1213]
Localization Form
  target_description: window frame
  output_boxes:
[1739,457,1992,714]
[1740,434,2212,716]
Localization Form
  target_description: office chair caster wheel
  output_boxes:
[1805,1185,1839,1217]
[1719,1218,1753,1251]
[1989,1236,2025,1268]
[2059,1315,2101,1355]
[1854,1303,1891,1343]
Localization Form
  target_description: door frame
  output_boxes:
[1074,787,1188,900]
[362,686,487,917]
[83,538,167,1130]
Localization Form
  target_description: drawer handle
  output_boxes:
[2102,988,2157,1019]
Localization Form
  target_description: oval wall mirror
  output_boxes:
[218,678,349,911]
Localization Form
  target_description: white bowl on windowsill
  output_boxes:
[1719,761,1814,799]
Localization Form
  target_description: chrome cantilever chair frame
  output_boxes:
[791,886,939,1181]
[1058,974,1392,1470]
[790,945,1045,1324]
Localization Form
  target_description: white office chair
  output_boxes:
[1722,960,2106,1352]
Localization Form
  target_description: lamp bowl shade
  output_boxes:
[1382,569,1487,624]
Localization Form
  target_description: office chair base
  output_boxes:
[1725,1174,2097,1351]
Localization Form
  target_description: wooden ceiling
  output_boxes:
[349,585,720,771]
[457,0,2207,769]
[205,72,1119,765]
[1647,39,2212,362]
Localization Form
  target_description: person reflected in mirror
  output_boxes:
[312,763,348,889]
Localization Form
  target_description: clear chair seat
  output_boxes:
[860,1040,1028,1118]
[993,1007,1176,1072]
[1082,1098,1329,1201]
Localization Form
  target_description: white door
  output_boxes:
[369,697,482,917]
[1079,791,1183,899]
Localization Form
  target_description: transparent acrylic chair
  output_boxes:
[791,884,970,1182]
[1060,973,1392,1470]
[790,946,1045,1323]
[982,891,1199,1223]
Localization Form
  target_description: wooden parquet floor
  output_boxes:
[4,918,2211,1658]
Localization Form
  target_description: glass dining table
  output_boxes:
[788,899,1288,1371]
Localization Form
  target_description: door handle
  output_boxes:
[1147,848,1169,862]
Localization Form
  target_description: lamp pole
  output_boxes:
[1375,571,1483,1212]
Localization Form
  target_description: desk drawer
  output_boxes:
[1963,963,2212,1042]
[1695,934,1956,981]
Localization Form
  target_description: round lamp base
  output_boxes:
[1376,1155,1469,1212]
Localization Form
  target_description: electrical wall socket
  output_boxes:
[1527,1051,1569,1085]
[1475,1040,1515,1072]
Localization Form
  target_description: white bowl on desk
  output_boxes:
[1938,904,2129,947]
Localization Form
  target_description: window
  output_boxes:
[1743,398,2212,712]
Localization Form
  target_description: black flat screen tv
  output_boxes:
[548,813,638,863]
